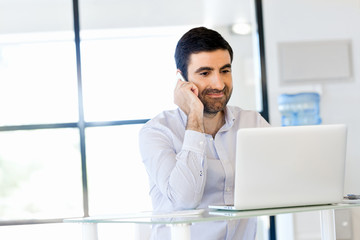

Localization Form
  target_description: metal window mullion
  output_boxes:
[254,0,275,239]
[84,119,149,128]
[0,123,78,131]
[255,0,269,123]
[72,0,89,217]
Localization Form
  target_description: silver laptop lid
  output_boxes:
[234,124,347,210]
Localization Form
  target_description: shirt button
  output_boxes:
[226,187,231,192]
[199,141,204,145]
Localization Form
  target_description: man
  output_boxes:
[139,27,270,239]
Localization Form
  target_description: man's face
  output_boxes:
[187,49,233,115]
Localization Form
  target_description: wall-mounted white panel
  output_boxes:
[278,40,352,83]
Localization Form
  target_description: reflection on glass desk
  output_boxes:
[64,203,360,240]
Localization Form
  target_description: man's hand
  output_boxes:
[174,79,204,133]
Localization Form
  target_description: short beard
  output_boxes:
[199,86,232,115]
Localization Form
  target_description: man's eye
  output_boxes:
[222,69,231,73]
[200,72,209,76]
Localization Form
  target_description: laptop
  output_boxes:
[209,124,347,211]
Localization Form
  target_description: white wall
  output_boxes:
[263,0,360,239]
[263,0,360,198]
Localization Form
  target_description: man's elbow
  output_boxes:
[169,189,203,209]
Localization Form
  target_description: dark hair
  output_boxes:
[174,27,233,81]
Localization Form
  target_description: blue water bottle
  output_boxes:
[278,92,322,126]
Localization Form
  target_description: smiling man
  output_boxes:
[139,27,270,240]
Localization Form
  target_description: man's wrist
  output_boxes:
[186,112,204,133]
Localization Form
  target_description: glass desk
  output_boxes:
[64,203,360,240]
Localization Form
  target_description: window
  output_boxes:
[0,1,267,239]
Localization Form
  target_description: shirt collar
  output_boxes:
[221,106,235,132]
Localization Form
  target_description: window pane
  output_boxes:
[0,38,79,126]
[0,0,78,126]
[81,29,181,121]
[86,124,152,215]
[0,129,83,220]
[0,0,73,34]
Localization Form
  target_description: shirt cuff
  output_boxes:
[182,130,206,154]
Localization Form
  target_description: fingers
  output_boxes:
[174,79,203,115]
[175,79,186,88]
[175,79,199,96]
[190,84,199,97]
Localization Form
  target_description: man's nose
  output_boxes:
[210,73,225,90]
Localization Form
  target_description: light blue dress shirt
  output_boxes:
[139,106,270,239]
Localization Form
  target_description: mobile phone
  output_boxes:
[176,72,186,82]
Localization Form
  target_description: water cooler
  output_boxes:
[278,92,321,126]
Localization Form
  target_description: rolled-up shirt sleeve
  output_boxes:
[139,127,208,209]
